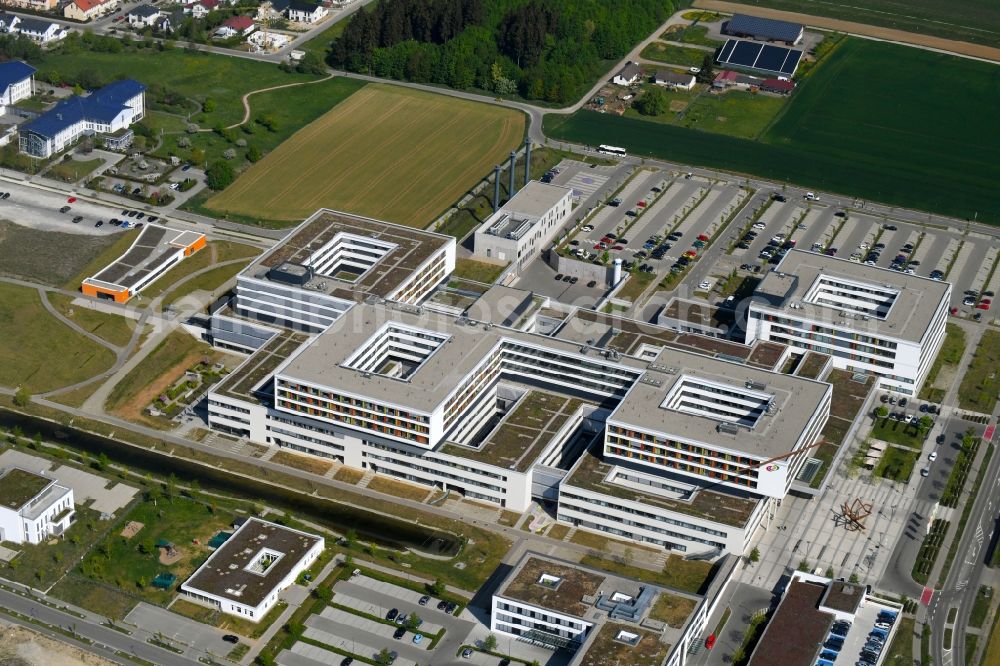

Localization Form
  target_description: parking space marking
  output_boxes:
[562,171,610,202]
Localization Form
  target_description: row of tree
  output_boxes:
[328,0,677,104]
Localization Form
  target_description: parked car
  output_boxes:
[222,635,239,644]
[418,595,430,606]
[393,627,406,640]
[59,205,70,213]
[386,608,399,621]
[587,280,597,288]
[412,634,423,645]
[462,648,474,658]
[67,196,76,203]
[554,273,563,281]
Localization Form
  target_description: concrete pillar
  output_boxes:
[524,138,531,187]
[612,258,623,285]
[493,165,501,212]
[508,151,516,201]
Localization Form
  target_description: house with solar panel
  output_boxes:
[724,13,803,45]
[18,79,145,158]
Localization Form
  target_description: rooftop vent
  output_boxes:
[718,422,740,435]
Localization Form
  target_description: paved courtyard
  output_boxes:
[0,450,138,515]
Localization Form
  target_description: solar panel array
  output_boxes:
[717,39,802,77]
[726,14,803,43]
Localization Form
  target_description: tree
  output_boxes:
[12,387,30,407]
[874,405,889,419]
[165,473,179,499]
[483,633,498,652]
[918,415,934,432]
[97,452,110,470]
[312,585,332,602]
[246,144,261,162]
[748,546,760,563]
[146,483,162,504]
[222,148,236,160]
[296,50,325,75]
[375,648,393,666]
[635,86,668,116]
[427,578,444,596]
[696,53,715,83]
[205,160,235,190]
[202,97,216,113]
[848,572,860,584]
[405,613,422,631]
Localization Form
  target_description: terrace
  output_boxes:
[500,556,606,618]
[578,623,670,666]
[440,391,589,472]
[0,468,52,510]
[564,447,757,527]
[796,351,831,380]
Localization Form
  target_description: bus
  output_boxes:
[597,144,627,157]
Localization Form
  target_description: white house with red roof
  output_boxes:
[215,14,255,38]
[185,0,219,18]
[64,0,118,21]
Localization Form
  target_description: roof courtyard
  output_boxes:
[0,468,52,511]
[577,622,670,666]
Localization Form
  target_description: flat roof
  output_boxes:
[821,581,864,614]
[753,249,950,342]
[660,298,728,330]
[500,181,572,218]
[249,210,453,302]
[0,467,52,511]
[577,622,670,666]
[182,518,322,608]
[277,302,646,413]
[84,224,205,293]
[499,555,606,617]
[609,345,830,459]
[564,446,759,527]
[463,285,537,328]
[439,390,591,471]
[749,580,832,666]
[215,328,312,403]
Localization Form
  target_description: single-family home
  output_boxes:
[712,70,758,90]
[287,0,326,23]
[248,29,289,51]
[128,4,161,27]
[654,69,696,90]
[215,14,255,38]
[0,468,75,545]
[0,13,20,33]
[16,17,68,43]
[185,0,218,18]
[64,0,119,21]
[19,79,145,158]
[154,8,186,33]
[0,61,35,107]
[611,61,642,86]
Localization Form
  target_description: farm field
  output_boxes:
[626,87,786,139]
[713,0,1000,49]
[545,38,1000,223]
[206,84,526,227]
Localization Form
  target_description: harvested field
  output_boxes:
[0,219,134,287]
[206,84,525,227]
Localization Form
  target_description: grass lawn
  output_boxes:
[883,615,914,665]
[34,48,324,128]
[727,0,1000,48]
[0,283,116,393]
[870,418,927,449]
[365,475,431,502]
[138,241,260,301]
[2,507,108,589]
[141,110,189,135]
[984,598,1000,666]
[162,260,251,307]
[958,329,1000,412]
[205,84,526,227]
[46,293,137,347]
[675,90,786,139]
[270,450,333,476]
[663,24,725,48]
[640,42,710,68]
[545,38,1000,224]
[75,496,234,607]
[615,270,656,302]
[919,323,966,400]
[104,329,216,422]
[170,597,287,638]
[333,467,364,484]
[49,574,139,620]
[648,592,698,627]
[580,554,714,595]
[44,157,104,184]
[873,446,919,483]
[155,76,367,176]
[450,259,507,284]
[970,585,993,628]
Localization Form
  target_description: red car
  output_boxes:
[612,245,623,250]
[982,298,992,305]
[697,234,709,242]
[950,307,959,315]
[67,196,76,203]
[637,201,647,208]
[976,303,990,311]
[705,634,716,650]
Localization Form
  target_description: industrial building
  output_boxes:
[745,249,951,395]
[473,180,573,272]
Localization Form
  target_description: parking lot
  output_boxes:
[278,573,475,666]
[125,602,234,657]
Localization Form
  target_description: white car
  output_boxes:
[928,451,938,462]
[804,192,818,201]
[699,281,712,290]
[753,222,766,230]
[581,225,594,232]
[921,467,930,477]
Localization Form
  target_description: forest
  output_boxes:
[327,0,676,104]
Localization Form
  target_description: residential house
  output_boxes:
[611,61,642,86]
[1,0,57,12]
[256,0,289,20]
[16,18,68,43]
[286,0,326,23]
[0,13,20,33]
[0,61,35,107]
[19,79,145,158]
[248,29,289,51]
[215,14,255,38]
[0,468,75,545]
[153,8,186,33]
[712,70,758,90]
[127,4,161,27]
[760,78,795,95]
[185,0,219,18]
[64,0,119,21]
[654,69,696,90]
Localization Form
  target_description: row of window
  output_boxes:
[559,490,730,539]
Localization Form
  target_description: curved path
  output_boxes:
[194,72,337,133]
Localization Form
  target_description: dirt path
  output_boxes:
[693,0,1000,62]
[195,73,336,133]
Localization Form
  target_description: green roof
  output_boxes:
[0,468,52,511]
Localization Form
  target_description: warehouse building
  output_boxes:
[724,13,803,45]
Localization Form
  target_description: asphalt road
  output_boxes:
[0,587,198,665]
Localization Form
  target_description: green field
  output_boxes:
[545,38,1000,223]
[959,329,1000,413]
[722,0,1000,48]
[206,84,526,227]
[0,283,116,393]
[640,42,710,68]
[627,88,786,139]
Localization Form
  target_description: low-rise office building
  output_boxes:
[473,180,573,272]
[0,467,74,545]
[180,517,323,621]
[745,249,951,395]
